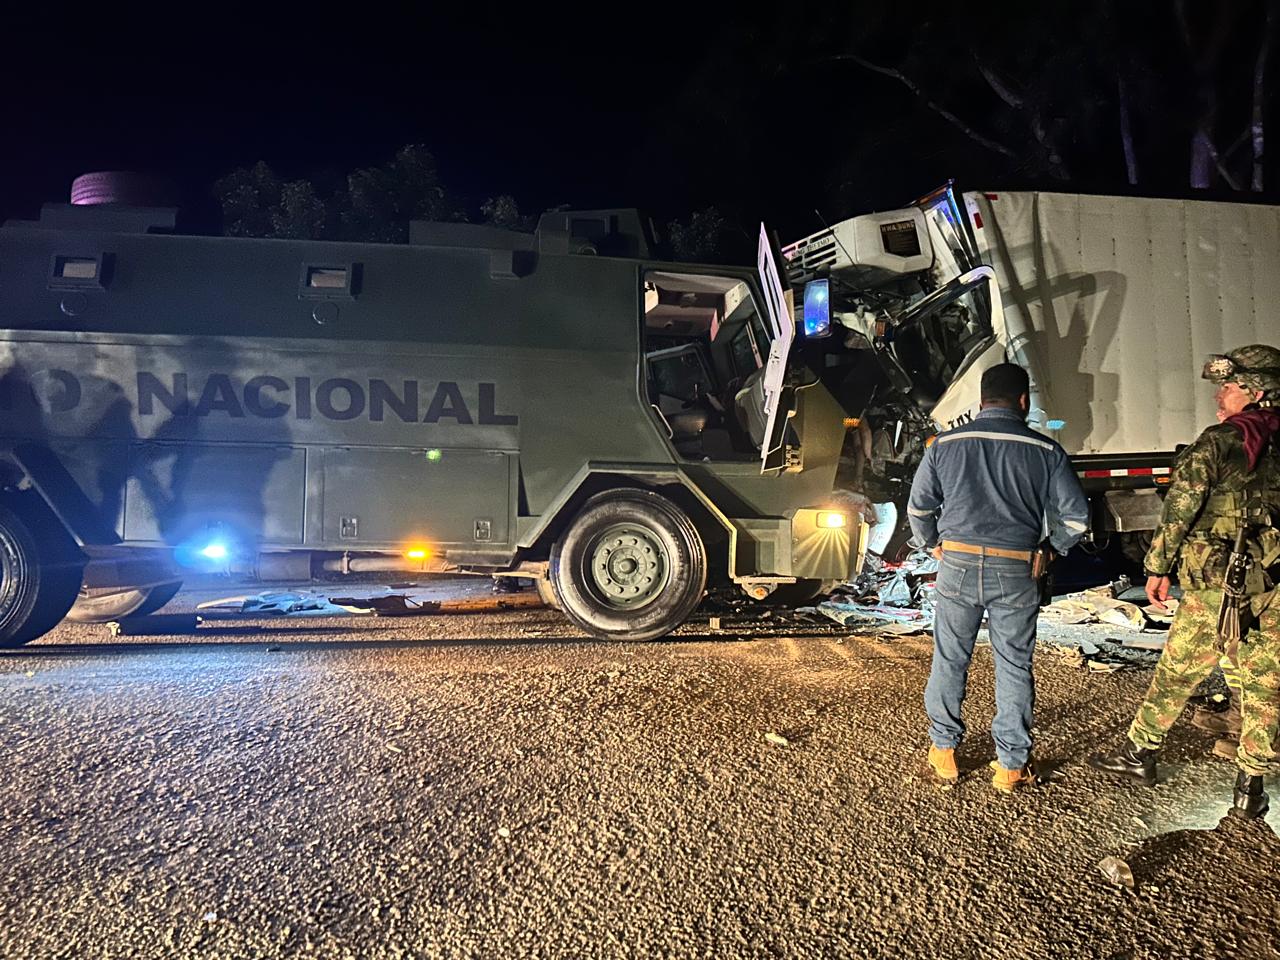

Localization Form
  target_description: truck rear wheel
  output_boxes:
[0,502,85,646]
[66,580,185,623]
[550,489,706,642]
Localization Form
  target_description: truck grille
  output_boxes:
[781,231,839,285]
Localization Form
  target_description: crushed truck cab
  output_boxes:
[0,199,865,644]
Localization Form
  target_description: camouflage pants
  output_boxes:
[1128,589,1280,776]
[1221,653,1244,700]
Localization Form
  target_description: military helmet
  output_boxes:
[1202,343,1280,397]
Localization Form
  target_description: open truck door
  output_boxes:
[915,183,1052,433]
[756,223,797,473]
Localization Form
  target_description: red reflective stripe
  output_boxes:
[972,212,984,229]
[1082,470,1111,478]
[1127,467,1154,475]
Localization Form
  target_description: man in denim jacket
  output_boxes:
[908,363,1089,792]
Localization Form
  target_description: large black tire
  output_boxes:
[0,502,85,646]
[66,580,184,623]
[535,575,563,611]
[551,489,707,642]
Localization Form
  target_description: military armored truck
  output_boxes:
[0,195,866,645]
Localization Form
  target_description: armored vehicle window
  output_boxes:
[49,253,111,291]
[642,270,770,462]
[730,324,762,377]
[300,263,361,298]
[648,344,714,404]
[55,257,98,280]
[308,267,347,289]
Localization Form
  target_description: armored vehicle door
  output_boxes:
[756,224,796,473]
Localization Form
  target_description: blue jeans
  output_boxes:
[925,551,1041,769]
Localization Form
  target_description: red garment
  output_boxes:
[1226,408,1280,472]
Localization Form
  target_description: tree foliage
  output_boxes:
[666,207,742,263]
[216,146,465,242]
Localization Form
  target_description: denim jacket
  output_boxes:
[907,407,1089,554]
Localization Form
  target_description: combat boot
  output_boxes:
[1089,743,1159,786]
[1229,772,1270,820]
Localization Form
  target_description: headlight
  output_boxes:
[816,511,846,529]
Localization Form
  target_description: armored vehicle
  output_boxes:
[0,191,864,644]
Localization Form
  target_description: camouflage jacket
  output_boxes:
[1145,422,1280,600]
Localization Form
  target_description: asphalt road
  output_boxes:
[1,579,1277,959]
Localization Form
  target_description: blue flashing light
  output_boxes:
[803,279,831,338]
[175,528,237,569]
[1046,419,1067,431]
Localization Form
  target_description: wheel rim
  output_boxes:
[584,522,670,610]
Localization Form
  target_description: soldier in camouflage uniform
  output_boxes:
[1090,344,1280,820]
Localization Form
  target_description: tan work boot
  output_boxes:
[1191,705,1242,737]
[990,761,1034,793]
[928,745,959,784]
[1213,738,1239,761]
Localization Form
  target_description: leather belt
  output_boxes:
[940,540,1033,562]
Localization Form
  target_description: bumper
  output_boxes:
[735,507,868,581]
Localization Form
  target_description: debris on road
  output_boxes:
[1098,856,1136,890]
[197,590,375,617]
[109,614,204,636]
[764,732,790,747]
[193,586,547,620]
[1120,635,1168,651]
[813,549,939,634]
[1040,577,1172,634]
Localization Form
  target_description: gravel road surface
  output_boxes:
[1,579,1276,959]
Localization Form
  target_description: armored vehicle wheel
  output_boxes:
[535,575,562,611]
[551,489,706,642]
[66,580,184,623]
[0,503,85,647]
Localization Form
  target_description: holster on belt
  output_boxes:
[1031,542,1055,606]
[1030,543,1053,581]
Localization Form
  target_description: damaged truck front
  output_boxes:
[785,186,1279,567]
[0,196,867,645]
[781,185,1017,550]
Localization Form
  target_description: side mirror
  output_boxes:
[803,279,831,338]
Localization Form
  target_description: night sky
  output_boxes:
[6,5,1278,243]
[4,9,743,223]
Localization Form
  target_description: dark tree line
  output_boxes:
[215,145,738,263]
[216,3,1280,263]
